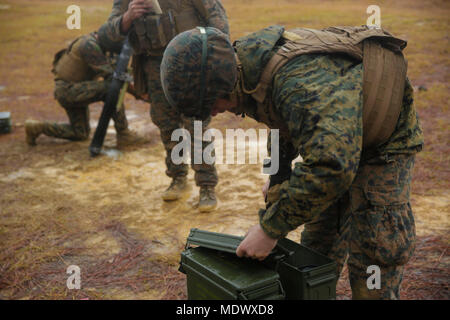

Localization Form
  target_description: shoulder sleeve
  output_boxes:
[259,58,364,239]
[198,0,229,35]
[103,0,130,42]
[79,37,114,78]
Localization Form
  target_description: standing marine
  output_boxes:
[25,26,147,148]
[101,0,230,212]
[160,25,424,299]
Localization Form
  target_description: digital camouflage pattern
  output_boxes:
[53,33,115,82]
[75,33,116,78]
[48,79,128,141]
[102,0,229,186]
[160,27,237,120]
[300,154,416,299]
[234,26,284,92]
[161,25,424,298]
[145,55,218,185]
[98,24,124,55]
[235,26,423,299]
[44,33,128,141]
[103,0,229,45]
[229,25,424,238]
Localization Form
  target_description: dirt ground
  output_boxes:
[0,0,448,300]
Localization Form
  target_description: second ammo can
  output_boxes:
[273,238,337,300]
[180,229,337,300]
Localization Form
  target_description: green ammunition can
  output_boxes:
[180,229,285,300]
[0,112,11,134]
[181,247,285,300]
[180,229,337,300]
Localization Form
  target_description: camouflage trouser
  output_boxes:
[300,154,416,299]
[41,79,128,141]
[144,55,218,187]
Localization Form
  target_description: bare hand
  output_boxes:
[121,0,153,33]
[236,224,278,261]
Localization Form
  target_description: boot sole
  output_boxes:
[162,194,181,201]
[198,203,217,212]
[161,188,189,201]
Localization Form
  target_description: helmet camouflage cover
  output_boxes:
[160,27,237,120]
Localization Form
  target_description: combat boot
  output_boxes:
[162,176,188,201]
[116,129,149,148]
[25,119,44,146]
[198,186,217,212]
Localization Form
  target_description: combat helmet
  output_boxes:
[160,27,238,120]
[97,23,124,54]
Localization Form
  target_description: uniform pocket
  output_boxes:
[352,185,416,267]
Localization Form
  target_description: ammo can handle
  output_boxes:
[273,242,293,260]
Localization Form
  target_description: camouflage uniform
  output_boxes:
[235,26,424,299]
[103,0,229,186]
[161,26,424,299]
[45,33,128,141]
